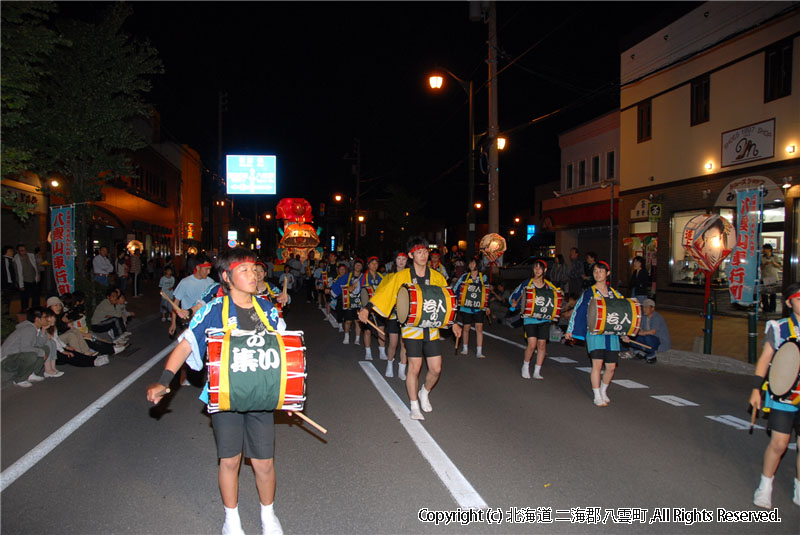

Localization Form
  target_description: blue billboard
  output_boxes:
[226,155,277,195]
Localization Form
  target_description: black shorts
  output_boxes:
[210,410,275,459]
[404,338,442,359]
[589,349,619,364]
[523,322,550,341]
[459,310,485,325]
[767,408,800,436]
[342,308,357,322]
[386,317,400,335]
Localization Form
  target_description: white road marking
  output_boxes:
[574,368,648,388]
[548,357,577,364]
[706,415,765,430]
[359,361,488,510]
[1,341,177,493]
[652,395,699,407]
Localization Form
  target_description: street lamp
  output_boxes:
[514,216,520,224]
[429,68,476,257]
[497,137,507,151]
[474,202,482,210]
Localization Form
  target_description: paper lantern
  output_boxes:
[681,214,734,272]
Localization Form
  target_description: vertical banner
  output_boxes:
[50,205,75,295]
[727,189,762,304]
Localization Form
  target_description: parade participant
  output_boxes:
[255,262,288,303]
[380,251,409,379]
[146,248,286,535]
[328,263,347,332]
[169,256,215,337]
[361,237,462,420]
[323,252,339,327]
[453,257,489,358]
[304,250,318,304]
[509,259,560,379]
[313,259,328,312]
[749,282,800,509]
[359,256,386,361]
[566,261,632,407]
[331,259,364,345]
[428,248,449,282]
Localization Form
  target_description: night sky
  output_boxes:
[59,1,700,226]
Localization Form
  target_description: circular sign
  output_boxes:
[227,239,237,248]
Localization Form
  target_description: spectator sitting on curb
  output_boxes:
[1,307,49,387]
[488,282,510,323]
[91,287,131,343]
[43,309,108,368]
[622,298,671,363]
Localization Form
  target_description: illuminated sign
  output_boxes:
[227,230,238,241]
[186,222,195,239]
[226,155,277,195]
[526,225,536,241]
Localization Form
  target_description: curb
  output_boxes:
[655,349,755,376]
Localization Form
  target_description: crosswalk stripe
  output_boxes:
[548,356,577,364]
[706,415,765,430]
[652,395,699,407]
[574,368,648,388]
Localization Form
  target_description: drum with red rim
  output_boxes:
[256,292,283,318]
[206,328,306,413]
[587,297,641,336]
[396,284,457,329]
[521,286,562,321]
[359,287,374,309]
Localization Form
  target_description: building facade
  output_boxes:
[618,2,799,312]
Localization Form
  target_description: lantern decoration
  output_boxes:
[276,197,320,262]
[126,240,144,254]
[681,214,735,272]
[479,233,507,262]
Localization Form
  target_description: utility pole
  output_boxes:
[218,90,230,252]
[487,1,500,235]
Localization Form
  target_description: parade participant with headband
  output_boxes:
[359,256,386,361]
[453,257,489,358]
[749,282,800,509]
[381,251,409,379]
[255,261,289,306]
[147,248,286,535]
[169,255,215,337]
[429,248,449,282]
[328,263,347,332]
[509,259,559,379]
[360,237,462,420]
[331,259,364,345]
[566,260,632,407]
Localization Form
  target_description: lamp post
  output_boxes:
[429,69,475,257]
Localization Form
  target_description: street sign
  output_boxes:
[227,239,237,248]
[648,203,662,222]
[226,155,277,195]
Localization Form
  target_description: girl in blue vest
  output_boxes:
[750,282,800,509]
[566,261,632,407]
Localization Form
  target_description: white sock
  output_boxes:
[355,335,360,343]
[759,474,774,488]
[399,363,407,374]
[592,387,602,401]
[379,346,386,358]
[224,505,241,525]
[410,400,420,409]
[476,346,482,355]
[522,361,530,369]
[600,382,609,397]
[534,365,542,375]
[365,348,372,358]
[462,344,468,351]
[260,502,274,520]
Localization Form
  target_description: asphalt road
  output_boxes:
[2,298,799,534]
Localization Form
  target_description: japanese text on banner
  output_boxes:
[50,206,75,295]
[727,189,761,305]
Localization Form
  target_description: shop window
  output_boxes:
[606,151,615,179]
[637,100,652,142]
[670,209,734,285]
[764,38,793,102]
[591,155,600,183]
[565,164,573,189]
[578,160,586,187]
[690,75,710,126]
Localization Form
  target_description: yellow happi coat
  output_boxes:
[369,266,449,341]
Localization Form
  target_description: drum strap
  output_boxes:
[788,317,797,340]
[592,285,623,299]
[219,296,287,411]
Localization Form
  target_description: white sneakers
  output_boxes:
[521,362,531,379]
[261,509,283,535]
[753,475,773,509]
[44,370,65,378]
[409,400,424,420]
[342,333,349,345]
[459,347,468,355]
[532,372,543,380]
[94,355,110,367]
[114,344,126,354]
[418,387,432,412]
[364,349,372,361]
[221,519,245,535]
[794,478,800,506]
[385,361,393,377]
[338,324,344,333]
[28,373,45,382]
[354,336,361,346]
[13,380,33,388]
[477,353,486,359]
[398,363,407,380]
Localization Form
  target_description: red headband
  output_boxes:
[194,262,212,272]
[408,245,427,255]
[534,259,548,270]
[596,261,611,271]
[367,256,379,264]
[229,259,254,271]
[789,291,800,301]
[396,252,408,258]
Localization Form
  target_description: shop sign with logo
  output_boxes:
[721,119,774,168]
[630,199,650,220]
[648,203,662,223]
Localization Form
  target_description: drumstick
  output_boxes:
[627,339,653,350]
[160,291,183,313]
[749,405,758,434]
[281,276,288,299]
[293,411,328,434]
[364,317,385,337]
